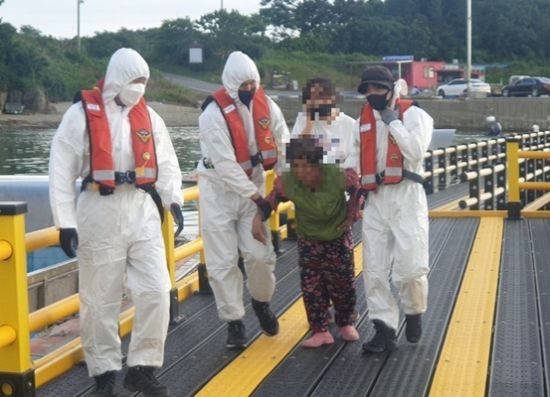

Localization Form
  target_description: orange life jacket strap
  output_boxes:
[359,99,413,190]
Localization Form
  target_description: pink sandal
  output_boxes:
[302,331,334,348]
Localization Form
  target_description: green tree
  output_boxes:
[196,10,268,61]
[85,29,142,58]
[0,22,16,90]
[150,18,204,67]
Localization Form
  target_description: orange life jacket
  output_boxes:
[80,84,158,190]
[209,87,277,175]
[359,99,413,190]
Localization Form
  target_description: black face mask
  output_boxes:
[367,93,390,111]
[238,90,255,108]
[309,103,334,120]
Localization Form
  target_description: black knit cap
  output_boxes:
[357,65,394,94]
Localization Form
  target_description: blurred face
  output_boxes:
[305,83,337,123]
[291,158,321,188]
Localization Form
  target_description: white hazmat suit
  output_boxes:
[346,105,433,331]
[49,48,183,376]
[197,51,289,322]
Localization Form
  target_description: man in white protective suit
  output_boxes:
[197,51,290,348]
[49,48,183,397]
[344,65,433,353]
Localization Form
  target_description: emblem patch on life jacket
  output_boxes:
[391,154,399,161]
[136,129,152,143]
[258,117,271,129]
[264,135,273,144]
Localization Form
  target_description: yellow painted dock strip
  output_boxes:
[196,244,363,397]
[429,217,503,397]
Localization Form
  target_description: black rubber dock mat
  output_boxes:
[427,182,469,210]
[38,225,362,397]
[37,184,476,397]
[488,220,545,396]
[528,219,550,394]
[257,218,478,397]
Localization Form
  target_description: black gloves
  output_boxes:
[170,203,184,237]
[59,228,78,258]
[379,107,399,125]
[253,196,273,222]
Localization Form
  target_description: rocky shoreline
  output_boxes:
[0,101,201,130]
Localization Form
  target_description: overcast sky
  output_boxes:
[0,0,261,39]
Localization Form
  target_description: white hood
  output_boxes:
[102,48,150,103]
[221,51,260,99]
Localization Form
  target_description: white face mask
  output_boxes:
[118,83,145,107]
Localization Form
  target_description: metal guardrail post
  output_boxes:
[490,139,498,161]
[483,165,495,210]
[468,169,480,210]
[423,150,434,194]
[519,155,527,206]
[0,202,35,397]
[544,148,550,207]
[481,141,488,165]
[498,139,506,158]
[535,156,544,200]
[449,145,458,183]
[526,157,536,203]
[496,163,507,210]
[470,143,479,170]
[523,133,530,150]
[437,149,447,190]
[506,139,521,219]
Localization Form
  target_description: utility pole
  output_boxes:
[77,0,84,52]
[221,0,224,11]
[466,0,472,97]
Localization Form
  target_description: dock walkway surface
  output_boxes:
[38,184,550,396]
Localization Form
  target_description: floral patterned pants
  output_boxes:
[297,230,357,333]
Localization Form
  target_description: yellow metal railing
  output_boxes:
[0,240,12,261]
[25,227,58,253]
[0,173,294,392]
[507,139,550,218]
[0,325,16,350]
[0,202,35,394]
[29,294,79,333]
[265,170,296,244]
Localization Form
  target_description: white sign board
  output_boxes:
[189,48,203,64]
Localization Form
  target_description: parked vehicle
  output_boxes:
[501,77,550,97]
[436,78,491,98]
[508,75,530,85]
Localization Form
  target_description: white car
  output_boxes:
[436,78,491,97]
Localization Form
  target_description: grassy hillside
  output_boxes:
[153,50,375,92]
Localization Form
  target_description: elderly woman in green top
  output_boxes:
[252,136,361,347]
